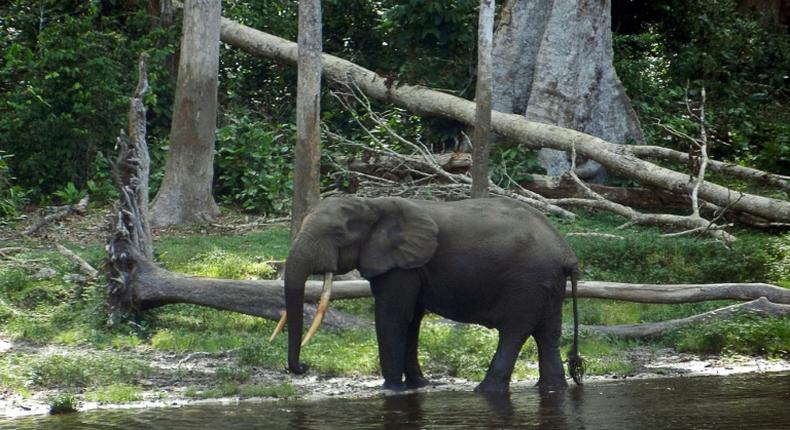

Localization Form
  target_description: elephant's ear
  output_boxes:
[359,198,439,278]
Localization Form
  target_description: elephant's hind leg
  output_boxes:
[475,329,531,392]
[533,301,568,391]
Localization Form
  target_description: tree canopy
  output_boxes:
[1,0,787,216]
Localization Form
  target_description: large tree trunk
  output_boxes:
[149,0,221,227]
[210,16,790,223]
[471,0,494,198]
[291,0,323,238]
[492,0,644,182]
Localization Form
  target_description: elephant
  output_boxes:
[274,196,583,392]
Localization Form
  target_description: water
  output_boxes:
[4,373,789,429]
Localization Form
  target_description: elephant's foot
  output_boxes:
[535,377,568,392]
[381,380,408,391]
[474,380,510,393]
[405,375,430,389]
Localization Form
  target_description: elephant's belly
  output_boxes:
[419,278,509,329]
[419,260,554,329]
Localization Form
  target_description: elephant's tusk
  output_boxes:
[269,310,287,342]
[301,272,333,347]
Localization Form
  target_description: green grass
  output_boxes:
[0,210,787,397]
[0,352,150,391]
[215,366,252,384]
[85,384,144,403]
[670,315,790,357]
[155,229,290,274]
[184,382,297,400]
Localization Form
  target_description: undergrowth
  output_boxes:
[0,208,787,398]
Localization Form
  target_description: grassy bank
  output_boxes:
[1,208,788,408]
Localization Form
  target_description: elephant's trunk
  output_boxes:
[282,234,337,374]
[284,244,313,374]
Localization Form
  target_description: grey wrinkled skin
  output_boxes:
[285,197,579,392]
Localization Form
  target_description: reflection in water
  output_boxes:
[382,393,422,430]
[3,373,789,430]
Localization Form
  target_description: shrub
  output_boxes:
[214,114,295,215]
[48,393,78,414]
[673,315,790,357]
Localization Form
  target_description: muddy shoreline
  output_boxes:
[2,337,788,419]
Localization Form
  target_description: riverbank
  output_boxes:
[2,334,789,419]
[1,207,788,420]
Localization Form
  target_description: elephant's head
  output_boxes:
[275,197,439,374]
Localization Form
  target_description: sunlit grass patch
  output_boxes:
[301,329,380,377]
[155,228,290,274]
[85,384,144,403]
[178,248,278,280]
[420,323,502,381]
[184,382,297,400]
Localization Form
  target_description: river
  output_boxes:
[3,372,789,429]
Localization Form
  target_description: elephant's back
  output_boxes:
[423,198,571,256]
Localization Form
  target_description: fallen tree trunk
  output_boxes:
[106,54,366,331]
[127,255,366,330]
[622,144,790,192]
[523,175,690,210]
[309,279,790,305]
[569,281,790,305]
[347,152,472,180]
[24,195,90,236]
[585,297,790,339]
[211,12,790,223]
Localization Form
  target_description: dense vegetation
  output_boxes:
[1,0,787,216]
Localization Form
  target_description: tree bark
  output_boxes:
[586,297,790,339]
[291,0,323,238]
[211,15,790,223]
[347,152,472,180]
[523,174,690,210]
[471,0,494,198]
[130,257,366,330]
[492,0,644,182]
[299,279,790,306]
[149,0,221,227]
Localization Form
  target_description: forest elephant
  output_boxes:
[272,196,583,392]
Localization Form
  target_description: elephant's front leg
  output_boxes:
[405,306,429,389]
[370,270,422,391]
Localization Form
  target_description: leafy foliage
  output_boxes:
[672,315,790,357]
[0,150,29,219]
[614,0,790,171]
[0,0,177,198]
[214,114,295,215]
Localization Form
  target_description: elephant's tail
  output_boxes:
[567,268,585,385]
